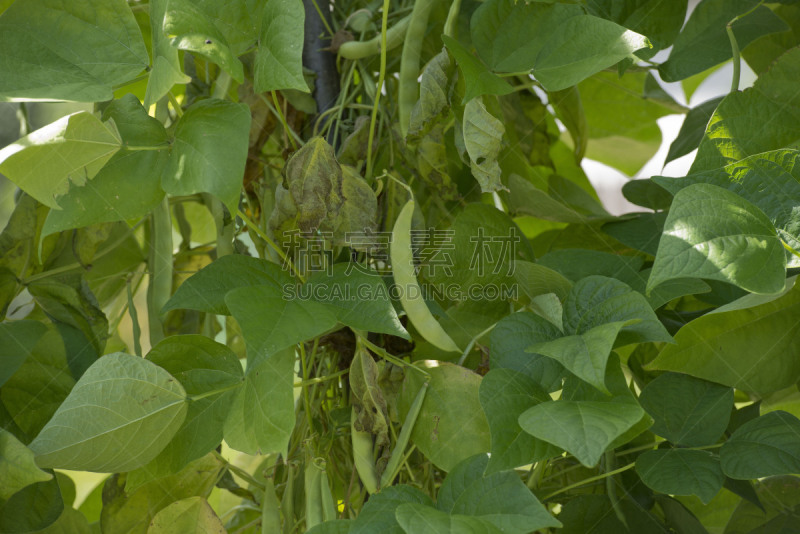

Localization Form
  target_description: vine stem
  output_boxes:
[211,450,266,491]
[365,0,391,179]
[542,461,635,500]
[358,335,430,378]
[147,196,173,346]
[726,23,741,93]
[236,209,305,282]
[299,342,316,438]
[270,91,298,151]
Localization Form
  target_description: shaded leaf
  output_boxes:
[586,0,687,53]
[479,369,560,473]
[307,264,408,338]
[0,428,52,500]
[442,35,513,102]
[636,449,724,504]
[665,97,724,164]
[0,320,46,388]
[659,0,787,82]
[721,410,800,479]
[0,477,63,533]
[350,485,433,534]
[639,372,733,446]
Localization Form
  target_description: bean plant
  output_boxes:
[1,0,800,532]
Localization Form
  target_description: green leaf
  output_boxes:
[518,356,645,467]
[147,497,226,534]
[144,0,191,108]
[0,320,47,388]
[398,361,490,472]
[131,335,243,482]
[164,254,294,315]
[665,97,724,164]
[528,320,632,394]
[506,173,608,223]
[226,285,337,357]
[721,410,800,479]
[0,112,122,209]
[586,0,688,53]
[99,454,224,534]
[690,47,800,172]
[0,477,63,533]
[29,353,187,473]
[533,16,649,91]
[163,0,245,83]
[490,312,565,392]
[395,504,496,533]
[408,49,454,140]
[558,495,670,533]
[350,485,434,534]
[563,275,673,346]
[162,98,250,214]
[648,183,786,295]
[462,98,506,193]
[223,348,295,456]
[0,428,52,500]
[436,454,561,532]
[470,0,583,72]
[0,0,148,101]
[479,369,560,473]
[659,0,788,82]
[654,149,800,266]
[538,249,643,285]
[602,213,667,257]
[441,35,513,102]
[742,3,800,75]
[621,179,673,211]
[637,449,724,504]
[307,520,353,534]
[307,264,409,338]
[1,326,76,442]
[578,71,675,176]
[639,372,733,447]
[646,279,800,397]
[513,260,573,302]
[254,0,309,92]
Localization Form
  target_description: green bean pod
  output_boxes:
[261,479,282,534]
[398,0,436,137]
[304,460,323,529]
[380,380,428,488]
[351,408,380,494]
[391,200,460,352]
[337,15,411,60]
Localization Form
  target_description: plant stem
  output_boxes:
[270,91,298,151]
[543,461,635,500]
[457,323,496,366]
[365,0,391,180]
[127,277,142,357]
[726,23,741,93]
[167,91,184,118]
[605,451,628,527]
[236,209,305,282]
[443,0,462,38]
[124,144,170,151]
[299,342,316,438]
[212,450,266,491]
[294,368,349,387]
[358,336,429,378]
